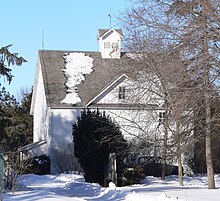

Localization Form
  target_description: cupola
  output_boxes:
[97,29,123,59]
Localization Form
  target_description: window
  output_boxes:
[119,86,126,99]
[159,112,166,123]
[104,42,111,48]
[112,42,118,49]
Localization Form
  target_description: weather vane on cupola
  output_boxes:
[108,8,112,29]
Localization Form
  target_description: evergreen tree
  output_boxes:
[16,89,33,145]
[0,86,18,150]
[73,110,127,186]
[0,44,29,151]
[0,45,26,83]
[0,87,33,151]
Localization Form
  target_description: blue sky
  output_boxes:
[1,0,128,98]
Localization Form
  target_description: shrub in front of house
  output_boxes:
[25,155,50,175]
[73,109,127,187]
[121,167,145,186]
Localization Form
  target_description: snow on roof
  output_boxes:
[61,53,94,104]
[36,50,137,108]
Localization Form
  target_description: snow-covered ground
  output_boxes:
[3,173,220,201]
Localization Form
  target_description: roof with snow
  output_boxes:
[38,50,138,108]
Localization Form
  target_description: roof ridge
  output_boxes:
[38,49,100,53]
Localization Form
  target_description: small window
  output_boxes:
[119,86,126,99]
[159,112,166,122]
[112,42,118,49]
[104,42,111,48]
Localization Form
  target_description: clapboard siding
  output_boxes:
[33,61,49,144]
[49,109,80,146]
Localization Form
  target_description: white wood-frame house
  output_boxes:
[20,29,167,174]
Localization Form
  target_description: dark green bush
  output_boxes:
[122,167,145,186]
[25,155,50,175]
[73,110,127,187]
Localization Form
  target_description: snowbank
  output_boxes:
[3,174,220,201]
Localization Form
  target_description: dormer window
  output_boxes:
[119,86,126,99]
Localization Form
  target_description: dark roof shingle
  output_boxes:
[39,50,137,108]
[97,29,123,39]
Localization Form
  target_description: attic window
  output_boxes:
[119,86,126,99]
[159,112,166,123]
[104,42,111,48]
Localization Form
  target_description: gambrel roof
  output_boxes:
[37,50,138,108]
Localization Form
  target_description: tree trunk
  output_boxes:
[176,120,183,186]
[205,91,215,189]
[161,99,169,180]
[178,154,183,186]
[161,115,168,180]
[203,10,215,187]
[206,134,215,189]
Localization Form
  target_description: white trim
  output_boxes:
[18,140,47,152]
[86,74,129,107]
[30,53,41,115]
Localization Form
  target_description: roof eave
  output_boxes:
[86,73,129,107]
